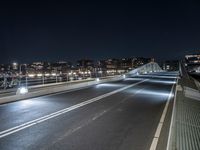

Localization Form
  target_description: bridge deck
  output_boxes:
[0,72,177,150]
[169,76,200,150]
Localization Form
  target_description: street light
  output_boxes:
[19,87,28,94]
[13,62,17,67]
[28,74,35,78]
[88,71,91,78]
[16,86,28,95]
[13,62,22,86]
[123,74,126,79]
[37,73,43,77]
[45,73,50,76]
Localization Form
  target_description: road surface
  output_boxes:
[0,72,178,150]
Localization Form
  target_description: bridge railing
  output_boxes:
[126,62,163,77]
[167,62,200,150]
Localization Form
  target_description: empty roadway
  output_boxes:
[0,72,178,150]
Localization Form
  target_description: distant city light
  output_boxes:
[96,78,100,82]
[13,62,18,66]
[28,74,35,77]
[45,73,50,76]
[37,74,43,77]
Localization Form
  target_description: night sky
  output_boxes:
[1,0,200,64]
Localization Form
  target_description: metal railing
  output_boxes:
[0,72,123,90]
[126,62,163,77]
[167,62,200,150]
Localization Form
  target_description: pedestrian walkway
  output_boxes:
[168,76,200,150]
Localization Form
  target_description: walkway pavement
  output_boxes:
[168,76,200,150]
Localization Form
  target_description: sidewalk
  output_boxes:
[168,76,200,150]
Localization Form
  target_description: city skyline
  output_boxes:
[0,1,199,150]
[1,0,200,63]
[1,56,155,65]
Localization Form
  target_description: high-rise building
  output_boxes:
[185,54,200,72]
[162,60,179,71]
[77,59,94,71]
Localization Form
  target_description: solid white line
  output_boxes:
[166,79,178,150]
[149,78,177,150]
[0,79,148,138]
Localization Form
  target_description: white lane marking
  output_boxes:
[149,78,177,150]
[41,86,148,150]
[166,79,178,150]
[0,79,148,138]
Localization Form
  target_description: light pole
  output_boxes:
[24,64,28,88]
[66,72,68,82]
[3,74,7,89]
[42,74,45,85]
[13,62,22,86]
[88,71,91,78]
[73,72,76,80]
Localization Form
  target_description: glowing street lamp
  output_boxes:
[37,73,43,77]
[16,87,28,95]
[28,74,35,78]
[45,73,50,76]
[123,74,126,79]
[51,73,56,76]
[13,62,18,67]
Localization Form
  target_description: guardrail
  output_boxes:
[0,78,94,96]
[191,76,200,90]
[167,62,200,150]
[0,73,122,90]
[0,75,123,104]
[0,75,119,96]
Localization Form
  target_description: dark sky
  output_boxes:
[1,0,200,63]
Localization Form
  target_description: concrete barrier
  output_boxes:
[0,76,122,104]
[0,78,95,95]
[191,77,200,90]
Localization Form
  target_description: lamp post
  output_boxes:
[23,64,28,88]
[42,74,45,85]
[13,62,22,86]
[3,74,7,89]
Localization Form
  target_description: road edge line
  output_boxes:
[166,78,178,150]
[149,78,177,150]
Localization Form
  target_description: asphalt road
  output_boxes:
[0,72,178,150]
